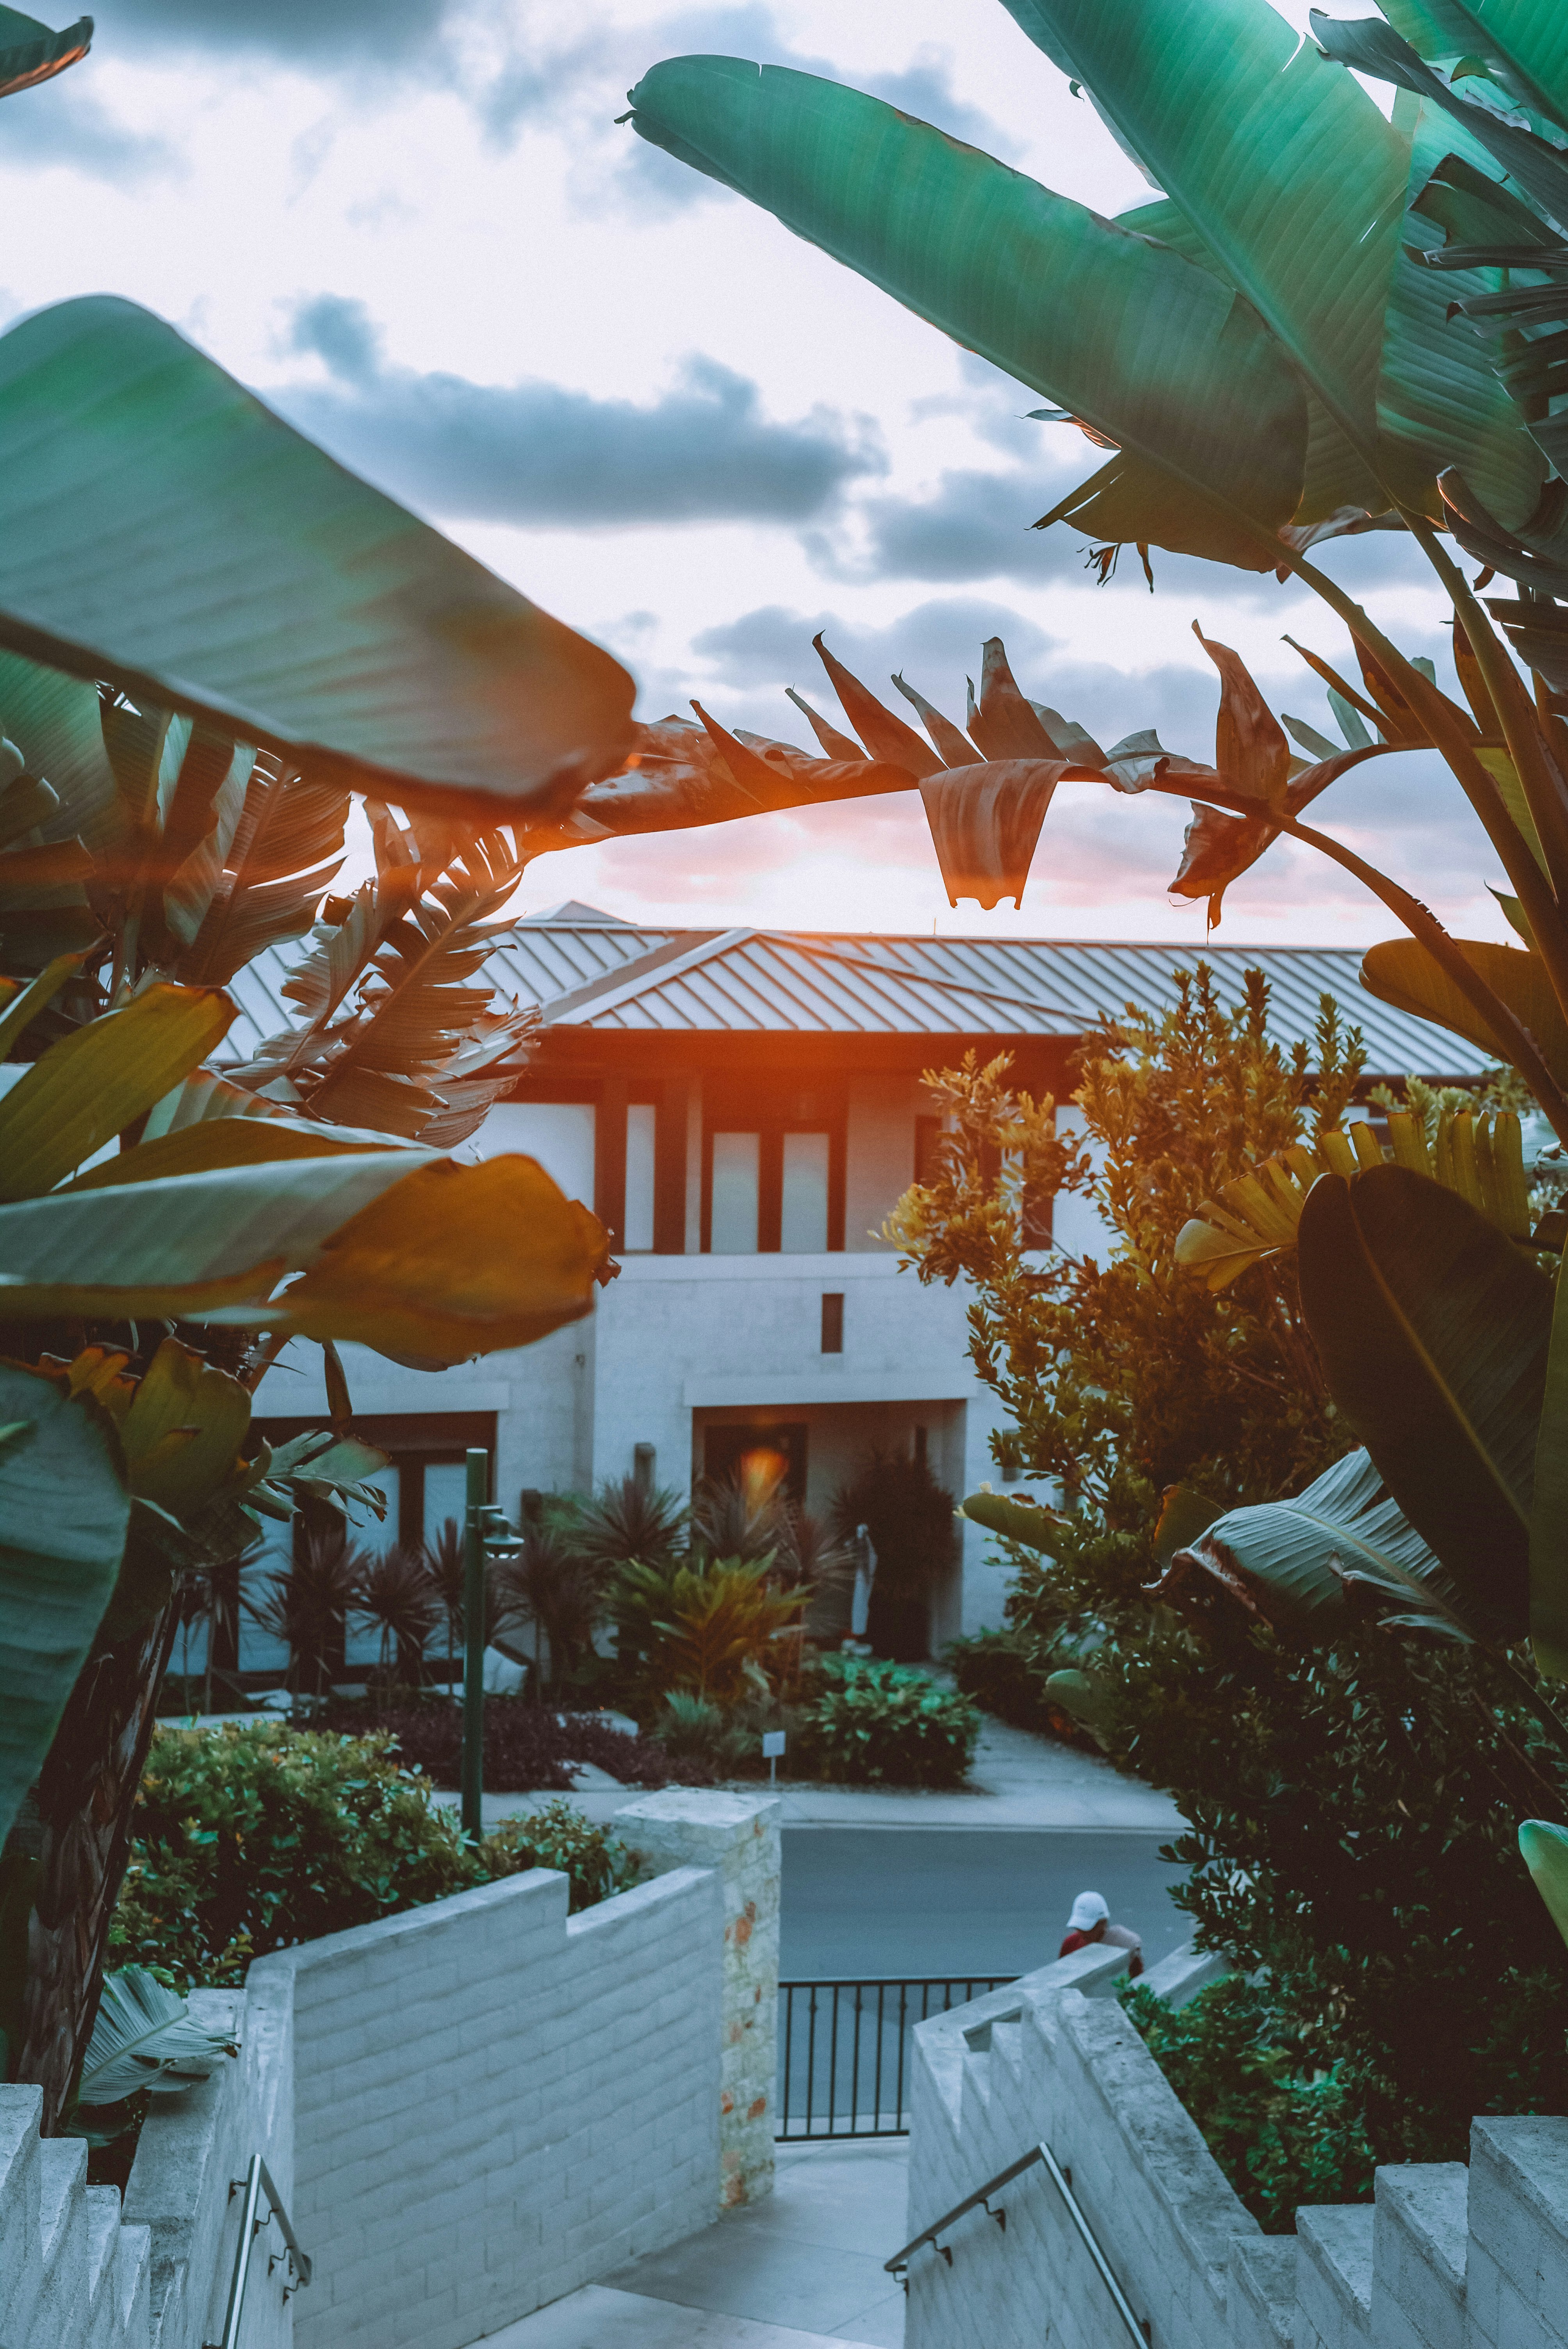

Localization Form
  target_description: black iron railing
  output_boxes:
[777,1977,1016,2140]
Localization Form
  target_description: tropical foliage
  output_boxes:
[107,1723,632,1993]
[796,1654,981,1788]
[890,980,1568,2170]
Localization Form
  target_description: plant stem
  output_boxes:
[1281,811,1568,1144]
[1411,519,1568,898]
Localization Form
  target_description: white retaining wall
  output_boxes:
[263,1859,723,2349]
[901,1950,1568,2349]
[2,1788,777,2349]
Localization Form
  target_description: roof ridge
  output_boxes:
[537,927,751,1025]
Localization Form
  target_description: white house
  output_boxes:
[225,905,1491,1677]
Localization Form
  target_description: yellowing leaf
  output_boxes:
[276,1155,611,1362]
[0,983,234,1202]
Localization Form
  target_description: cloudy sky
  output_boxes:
[0,0,1509,946]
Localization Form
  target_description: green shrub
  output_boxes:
[485,1797,638,1913]
[1121,1977,1376,2233]
[109,1722,627,1989]
[797,1657,980,1788]
[946,1626,1101,1749]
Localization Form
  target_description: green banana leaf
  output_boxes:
[1518,1818,1568,1949]
[960,1489,1071,1556]
[626,58,1306,560]
[1378,97,1549,530]
[1314,12,1568,229]
[0,299,635,816]
[1156,1444,1463,1633]
[1360,935,1568,1090]
[1296,1166,1553,1645]
[999,0,1410,511]
[0,1362,130,1852]
[1379,0,1568,128]
[0,7,88,100]
[79,1965,235,2105]
[0,1149,608,1362]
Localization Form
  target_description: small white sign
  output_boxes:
[761,1730,787,1759]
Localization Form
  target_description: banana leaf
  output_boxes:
[79,1966,234,2105]
[1518,1818,1568,1950]
[0,1362,130,1851]
[1153,1444,1463,1634]
[626,57,1306,561]
[0,7,88,100]
[0,982,235,1202]
[1296,1165,1553,1645]
[0,1150,608,1362]
[960,1489,1071,1556]
[918,761,1067,910]
[1377,0,1568,128]
[1313,12,1568,232]
[0,299,635,817]
[1000,0,1409,512]
[1360,935,1568,1089]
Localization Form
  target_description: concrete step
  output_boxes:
[481,2283,887,2347]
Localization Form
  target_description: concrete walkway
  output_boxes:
[483,2140,908,2348]
[435,1714,1183,1837]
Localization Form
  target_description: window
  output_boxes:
[624,1103,656,1250]
[821,1292,844,1353]
[468,1100,595,1201]
[711,1131,761,1252]
[781,1131,830,1251]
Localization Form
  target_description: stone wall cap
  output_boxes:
[613,1789,782,1830]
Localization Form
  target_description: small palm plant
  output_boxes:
[490,1522,603,1699]
[355,1543,441,1687]
[244,1526,372,1698]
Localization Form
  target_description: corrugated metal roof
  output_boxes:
[221,915,1493,1079]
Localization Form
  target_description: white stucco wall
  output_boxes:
[255,1251,1016,1638]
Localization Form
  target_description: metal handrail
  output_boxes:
[205,2153,313,2349]
[886,2138,1151,2344]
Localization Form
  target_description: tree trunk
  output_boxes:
[16,1597,180,2132]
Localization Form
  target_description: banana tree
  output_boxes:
[624,2,1568,1150]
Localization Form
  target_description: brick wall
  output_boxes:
[0,1788,775,2349]
[900,1951,1568,2349]
[260,1860,723,2349]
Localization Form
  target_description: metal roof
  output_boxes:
[222,913,1494,1080]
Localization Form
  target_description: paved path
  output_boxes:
[432,1713,1185,1837]
[485,2140,907,2348]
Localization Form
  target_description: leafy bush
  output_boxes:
[889,983,1568,2169]
[485,1797,638,1913]
[946,1627,1099,1749]
[609,1554,807,1708]
[797,1656,980,1788]
[314,1695,677,1792]
[650,1691,747,1778]
[109,1723,629,1989]
[1121,1977,1376,2233]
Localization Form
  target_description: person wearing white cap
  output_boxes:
[1060,1889,1144,1977]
